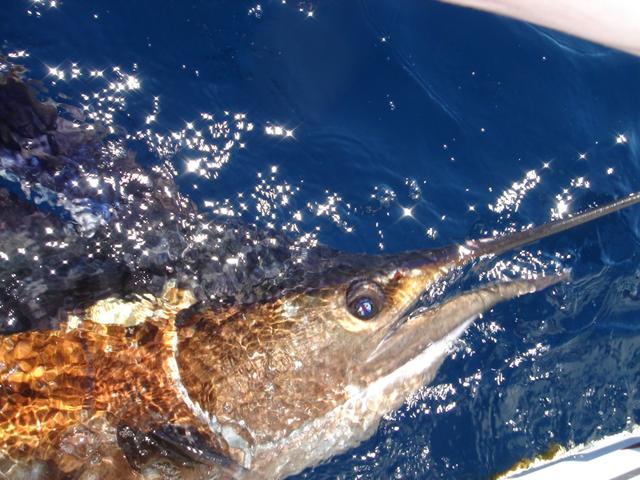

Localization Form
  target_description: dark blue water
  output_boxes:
[2,1,640,478]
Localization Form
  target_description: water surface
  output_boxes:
[1,1,640,478]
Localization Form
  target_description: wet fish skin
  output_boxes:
[0,191,638,478]
[1,62,640,478]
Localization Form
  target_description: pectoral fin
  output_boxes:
[117,424,252,480]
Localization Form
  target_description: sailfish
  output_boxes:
[0,68,638,479]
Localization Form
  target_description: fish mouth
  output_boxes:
[362,269,569,379]
[358,190,640,378]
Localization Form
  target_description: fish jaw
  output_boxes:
[211,274,567,478]
[248,315,476,479]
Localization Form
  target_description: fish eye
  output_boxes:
[346,280,385,320]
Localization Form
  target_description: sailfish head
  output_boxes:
[175,193,640,478]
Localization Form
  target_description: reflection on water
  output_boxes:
[1,0,640,478]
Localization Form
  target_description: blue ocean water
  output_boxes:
[1,0,640,478]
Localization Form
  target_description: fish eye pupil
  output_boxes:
[354,297,375,319]
[346,280,384,320]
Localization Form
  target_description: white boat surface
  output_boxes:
[500,425,640,480]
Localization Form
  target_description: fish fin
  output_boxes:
[117,423,252,479]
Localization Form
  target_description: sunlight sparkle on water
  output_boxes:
[8,50,29,58]
[125,75,140,90]
[47,66,65,80]
[480,250,563,284]
[401,206,413,218]
[265,125,294,138]
[248,4,263,18]
[616,134,628,144]
[307,192,354,232]
[27,0,57,16]
[30,0,56,6]
[554,199,569,219]
[247,1,315,19]
[570,176,590,189]
[489,170,540,214]
[185,159,201,173]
